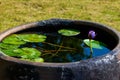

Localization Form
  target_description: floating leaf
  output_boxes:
[83,39,105,49]
[13,48,41,59]
[17,34,47,42]
[20,58,44,62]
[0,43,19,49]
[34,58,44,62]
[1,49,20,57]
[58,29,80,36]
[3,34,26,45]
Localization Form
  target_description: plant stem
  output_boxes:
[89,39,93,56]
[53,41,63,56]
[42,50,75,53]
[42,42,77,50]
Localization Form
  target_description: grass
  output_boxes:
[0,0,120,32]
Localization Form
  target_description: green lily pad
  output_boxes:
[2,34,26,45]
[34,58,44,62]
[13,47,41,59]
[0,43,19,49]
[1,49,20,57]
[20,58,44,62]
[83,39,105,49]
[17,34,47,42]
[58,29,80,36]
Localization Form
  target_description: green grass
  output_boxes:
[0,0,120,32]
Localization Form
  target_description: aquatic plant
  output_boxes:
[0,29,108,62]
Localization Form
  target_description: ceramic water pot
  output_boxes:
[0,19,120,80]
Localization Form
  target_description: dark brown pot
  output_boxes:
[0,19,120,80]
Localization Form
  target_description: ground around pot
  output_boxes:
[0,0,120,32]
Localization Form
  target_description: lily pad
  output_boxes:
[83,39,105,49]
[1,49,20,57]
[13,47,41,59]
[0,43,19,50]
[17,34,47,42]
[20,58,44,62]
[34,58,44,62]
[2,34,26,45]
[58,29,80,36]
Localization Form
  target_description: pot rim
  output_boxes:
[0,18,120,67]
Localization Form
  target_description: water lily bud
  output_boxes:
[88,30,96,39]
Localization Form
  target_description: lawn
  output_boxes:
[0,0,120,32]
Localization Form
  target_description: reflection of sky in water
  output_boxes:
[84,46,110,57]
[21,33,111,62]
[42,34,111,62]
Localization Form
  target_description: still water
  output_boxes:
[20,33,110,63]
